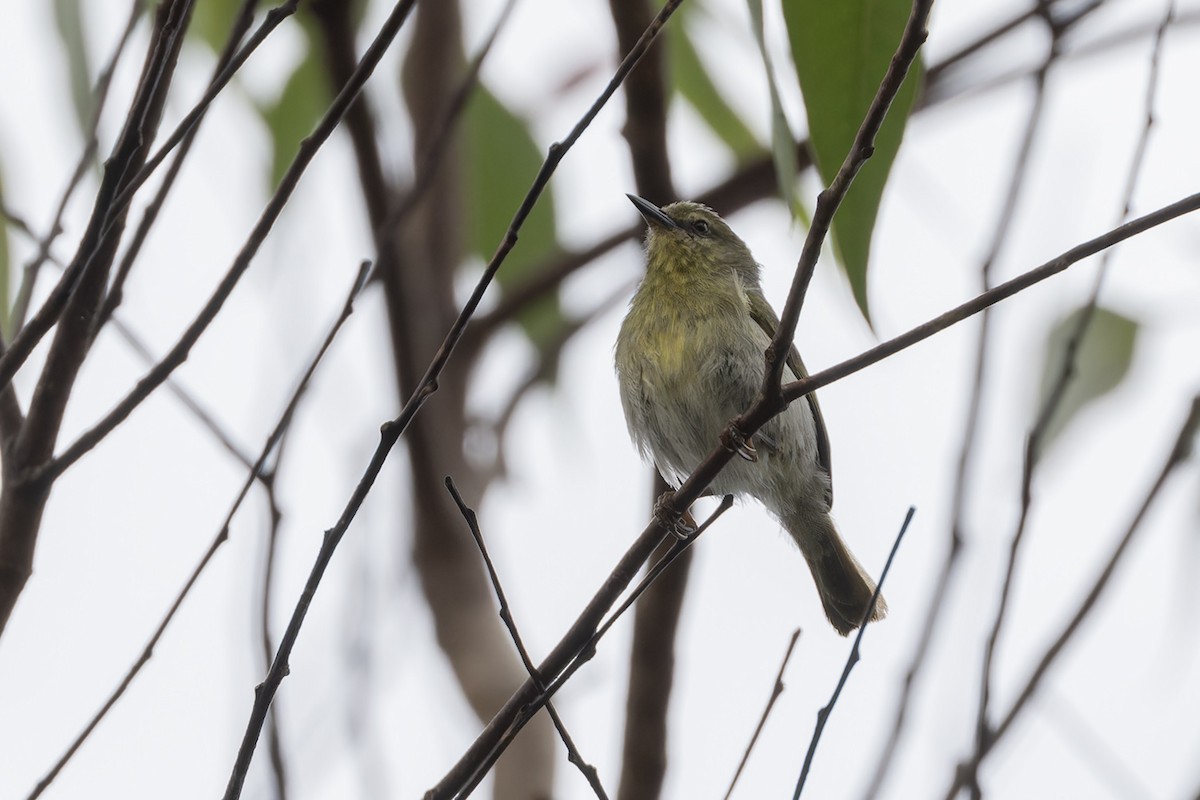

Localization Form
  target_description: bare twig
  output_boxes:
[23,261,369,800]
[0,0,298,393]
[444,477,608,799]
[943,396,1200,800]
[225,3,686,795]
[258,455,289,800]
[451,496,736,800]
[949,7,1177,798]
[94,0,264,333]
[778,192,1200,408]
[9,0,141,333]
[724,627,803,800]
[762,0,932,395]
[793,507,915,799]
[34,0,417,484]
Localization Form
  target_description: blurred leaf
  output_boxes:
[191,0,246,53]
[463,86,563,353]
[746,0,799,216]
[667,23,761,159]
[53,0,94,134]
[259,42,330,188]
[783,0,921,322]
[1036,305,1139,453]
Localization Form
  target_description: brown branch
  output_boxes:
[445,477,609,799]
[793,508,915,799]
[943,395,1200,800]
[0,0,297,394]
[22,260,369,800]
[724,628,802,800]
[763,0,932,395]
[447,497,735,800]
[778,193,1200,407]
[32,0,418,485]
[94,0,264,332]
[8,0,141,333]
[0,0,196,639]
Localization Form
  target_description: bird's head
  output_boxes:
[627,194,760,285]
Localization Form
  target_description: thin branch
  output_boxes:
[793,507,915,799]
[258,455,289,800]
[961,10,1069,796]
[23,261,369,800]
[444,477,608,799]
[9,0,142,334]
[0,0,299,393]
[762,0,933,395]
[450,496,736,800]
[724,627,802,800]
[777,192,1200,408]
[943,395,1200,800]
[94,0,264,333]
[224,4,686,796]
[950,7,1177,797]
[33,0,418,484]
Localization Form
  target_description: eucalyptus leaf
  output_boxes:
[1036,305,1139,453]
[667,23,761,159]
[746,0,799,215]
[259,43,329,188]
[463,86,563,352]
[783,0,921,322]
[53,0,94,135]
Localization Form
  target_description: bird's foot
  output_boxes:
[721,424,759,462]
[653,492,697,541]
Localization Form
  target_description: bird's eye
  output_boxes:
[692,219,710,235]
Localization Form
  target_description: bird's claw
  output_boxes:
[721,425,759,462]
[653,492,697,541]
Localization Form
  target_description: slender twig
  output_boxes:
[960,11,1067,796]
[451,496,735,800]
[225,5,686,797]
[793,508,915,799]
[777,192,1200,408]
[258,451,289,800]
[444,477,608,799]
[942,396,1200,800]
[0,1,299,393]
[724,628,802,800]
[94,0,264,333]
[950,7,1176,798]
[33,0,418,484]
[23,261,369,800]
[9,0,141,334]
[763,0,932,395]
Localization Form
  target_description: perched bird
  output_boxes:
[614,194,885,635]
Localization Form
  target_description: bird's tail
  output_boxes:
[782,509,886,636]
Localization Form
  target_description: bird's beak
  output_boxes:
[627,194,679,230]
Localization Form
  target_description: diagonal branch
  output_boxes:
[23,261,369,800]
[445,477,608,799]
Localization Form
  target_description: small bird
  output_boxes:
[614,194,885,635]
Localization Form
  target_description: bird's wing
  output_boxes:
[747,290,834,509]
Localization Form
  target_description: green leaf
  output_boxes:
[191,0,246,54]
[53,0,94,135]
[258,42,330,188]
[783,0,922,321]
[463,86,563,353]
[1036,305,1139,453]
[667,23,762,159]
[746,0,799,216]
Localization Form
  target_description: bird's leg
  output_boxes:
[721,422,759,462]
[653,492,697,541]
